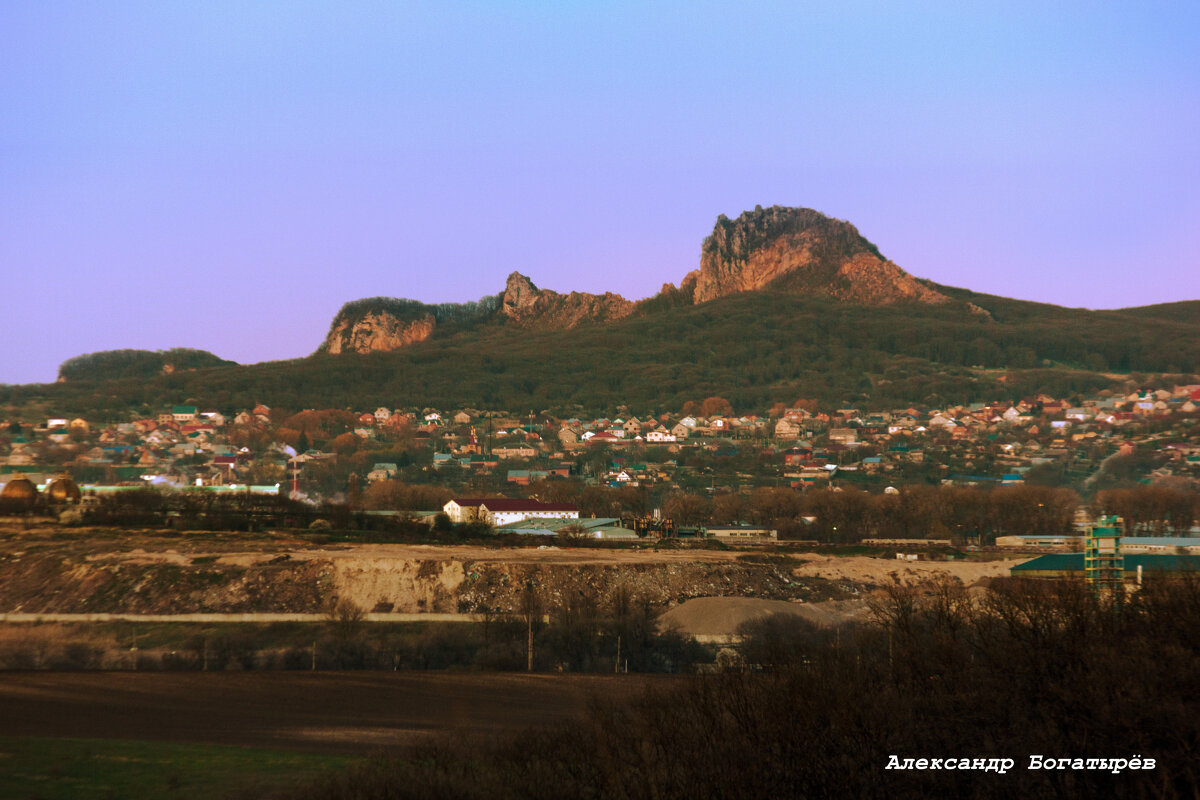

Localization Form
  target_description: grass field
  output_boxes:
[0,672,674,798]
[0,736,355,800]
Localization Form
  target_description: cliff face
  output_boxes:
[323,311,436,355]
[318,273,633,355]
[500,272,633,327]
[692,206,951,306]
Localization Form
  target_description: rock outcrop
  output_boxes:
[692,206,952,306]
[500,271,634,327]
[323,311,436,355]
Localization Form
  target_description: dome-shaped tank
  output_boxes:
[47,474,82,503]
[0,474,39,511]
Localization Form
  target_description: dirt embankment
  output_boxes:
[0,531,1027,616]
[0,540,864,615]
[790,555,1023,585]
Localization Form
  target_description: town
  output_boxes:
[4,383,1198,543]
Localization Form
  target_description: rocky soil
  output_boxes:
[0,528,1024,617]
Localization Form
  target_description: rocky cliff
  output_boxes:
[323,311,437,354]
[500,272,633,327]
[319,296,500,355]
[690,205,952,306]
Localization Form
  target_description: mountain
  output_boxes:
[12,205,1196,417]
[319,206,978,355]
[56,348,235,382]
[686,205,953,306]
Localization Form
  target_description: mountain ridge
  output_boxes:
[319,206,980,355]
[21,205,1197,416]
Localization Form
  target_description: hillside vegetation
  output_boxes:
[4,287,1197,419]
[56,348,235,382]
[11,207,1198,418]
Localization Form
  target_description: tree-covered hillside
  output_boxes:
[4,288,1197,421]
[56,348,236,382]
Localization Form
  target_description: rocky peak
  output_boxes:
[692,205,952,307]
[501,271,634,327]
[502,271,542,315]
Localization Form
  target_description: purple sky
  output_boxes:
[3,2,1198,385]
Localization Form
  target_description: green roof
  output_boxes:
[1012,553,1200,574]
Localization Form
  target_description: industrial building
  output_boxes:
[1011,553,1200,579]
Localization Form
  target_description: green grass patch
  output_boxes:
[0,736,356,800]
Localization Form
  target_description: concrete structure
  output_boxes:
[706,526,778,544]
[995,534,1085,549]
[1085,516,1124,591]
[1121,537,1200,554]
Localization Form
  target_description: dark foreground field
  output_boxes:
[0,671,673,754]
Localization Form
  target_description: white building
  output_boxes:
[443,497,579,526]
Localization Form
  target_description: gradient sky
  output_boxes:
[3,1,1198,385]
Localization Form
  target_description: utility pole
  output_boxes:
[615,635,621,674]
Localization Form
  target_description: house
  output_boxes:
[200,411,226,427]
[212,454,239,473]
[367,462,399,483]
[828,427,858,445]
[492,444,538,459]
[506,469,550,485]
[373,407,392,424]
[774,418,801,440]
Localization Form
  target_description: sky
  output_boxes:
[2,1,1198,385]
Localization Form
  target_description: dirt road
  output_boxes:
[790,555,1024,585]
